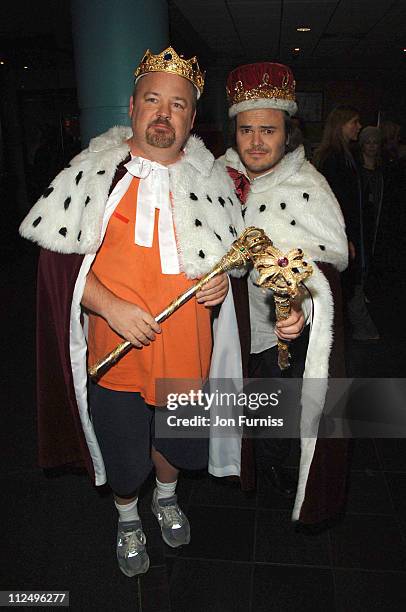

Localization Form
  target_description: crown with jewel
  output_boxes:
[134,46,205,98]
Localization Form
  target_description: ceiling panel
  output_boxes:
[284,0,337,3]
[228,1,281,57]
[173,0,242,54]
[280,1,338,64]
[363,0,406,41]
[327,0,394,35]
[227,0,281,6]
[312,38,354,56]
[171,0,406,69]
[282,1,336,36]
[173,0,230,27]
[228,2,282,28]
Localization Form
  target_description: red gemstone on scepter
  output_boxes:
[278,257,289,267]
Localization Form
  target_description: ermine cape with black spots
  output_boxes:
[20,126,244,274]
[19,126,244,487]
[215,145,349,522]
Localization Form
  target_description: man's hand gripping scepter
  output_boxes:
[252,244,313,370]
[88,227,271,379]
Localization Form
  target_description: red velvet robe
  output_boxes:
[36,160,129,476]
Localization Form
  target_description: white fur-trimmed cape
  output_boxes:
[217,146,349,520]
[20,126,245,279]
[219,145,348,273]
[217,145,348,376]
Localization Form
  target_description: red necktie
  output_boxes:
[226,166,251,205]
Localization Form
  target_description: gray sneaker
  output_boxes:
[116,519,150,577]
[151,490,190,548]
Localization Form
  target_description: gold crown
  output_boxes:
[134,46,205,98]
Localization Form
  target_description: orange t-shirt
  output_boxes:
[87,176,212,405]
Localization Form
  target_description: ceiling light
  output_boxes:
[297,27,311,32]
[293,48,300,52]
[0,60,5,65]
[24,66,29,69]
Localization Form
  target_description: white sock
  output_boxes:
[155,478,177,500]
[115,497,139,523]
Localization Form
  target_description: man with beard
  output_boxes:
[20,47,244,576]
[212,62,349,524]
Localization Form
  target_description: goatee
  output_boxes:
[146,130,176,148]
[146,118,175,148]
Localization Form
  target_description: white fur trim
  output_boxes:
[70,254,106,486]
[229,98,298,118]
[292,267,334,520]
[19,126,132,254]
[67,173,137,486]
[21,127,248,490]
[217,146,347,521]
[208,284,243,477]
[292,438,317,520]
[19,127,245,278]
[219,146,348,272]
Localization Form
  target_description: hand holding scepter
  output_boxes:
[252,244,313,370]
[88,227,272,379]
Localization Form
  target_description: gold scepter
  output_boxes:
[253,244,313,370]
[88,227,271,379]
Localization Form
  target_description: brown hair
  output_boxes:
[379,120,401,160]
[313,105,359,169]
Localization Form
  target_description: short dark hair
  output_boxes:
[132,78,198,111]
[284,113,295,152]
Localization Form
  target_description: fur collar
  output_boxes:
[80,125,215,176]
[87,125,131,153]
[217,147,348,273]
[223,145,305,191]
[19,126,243,278]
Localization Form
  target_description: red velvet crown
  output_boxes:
[226,62,297,117]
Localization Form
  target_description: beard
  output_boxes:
[146,118,176,148]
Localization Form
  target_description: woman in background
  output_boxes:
[376,121,406,276]
[314,106,379,341]
[356,126,384,288]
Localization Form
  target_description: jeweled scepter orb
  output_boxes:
[253,244,313,370]
[88,227,271,379]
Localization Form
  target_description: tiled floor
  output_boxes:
[2,246,406,611]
